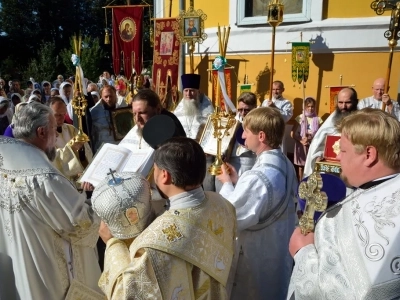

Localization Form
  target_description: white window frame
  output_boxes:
[236,0,319,26]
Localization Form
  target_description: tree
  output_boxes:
[23,41,61,82]
[60,36,107,81]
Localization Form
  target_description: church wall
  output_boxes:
[156,0,400,119]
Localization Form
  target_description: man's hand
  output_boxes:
[69,140,84,152]
[382,94,392,106]
[81,181,94,191]
[289,227,315,258]
[99,221,113,244]
[216,163,238,185]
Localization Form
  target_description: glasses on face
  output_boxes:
[238,108,251,113]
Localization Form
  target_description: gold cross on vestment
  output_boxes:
[162,223,183,242]
[298,171,328,235]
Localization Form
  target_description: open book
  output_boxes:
[79,143,154,187]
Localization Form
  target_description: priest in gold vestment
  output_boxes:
[49,97,93,186]
[98,137,237,299]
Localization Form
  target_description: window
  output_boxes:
[237,0,312,26]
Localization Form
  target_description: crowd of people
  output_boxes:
[0,70,400,300]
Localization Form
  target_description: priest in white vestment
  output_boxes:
[288,108,400,300]
[357,77,400,121]
[174,74,214,191]
[0,103,102,300]
[261,80,293,155]
[217,107,297,300]
[173,74,214,142]
[49,97,93,187]
[304,87,358,177]
[98,138,237,299]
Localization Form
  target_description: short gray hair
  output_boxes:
[13,102,53,140]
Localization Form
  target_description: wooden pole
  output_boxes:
[269,26,276,100]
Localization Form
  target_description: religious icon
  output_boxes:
[184,17,200,37]
[160,32,174,55]
[125,207,139,225]
[110,107,134,140]
[296,50,305,62]
[119,18,136,42]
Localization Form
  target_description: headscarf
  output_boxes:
[59,82,74,119]
[300,97,320,138]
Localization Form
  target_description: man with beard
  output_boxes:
[173,74,215,190]
[173,74,213,141]
[358,77,400,121]
[90,85,126,153]
[303,87,358,177]
[287,108,400,300]
[50,97,93,188]
[0,102,103,299]
[120,89,185,150]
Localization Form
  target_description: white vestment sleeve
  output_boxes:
[220,173,268,231]
[36,174,100,246]
[287,244,322,300]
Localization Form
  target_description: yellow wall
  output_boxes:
[325,0,385,18]
[166,0,229,27]
[187,51,400,121]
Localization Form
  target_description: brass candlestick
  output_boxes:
[71,35,89,143]
[208,25,236,175]
[208,107,236,175]
[371,0,400,111]
[267,0,284,100]
[71,93,89,143]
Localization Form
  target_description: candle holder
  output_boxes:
[208,108,237,175]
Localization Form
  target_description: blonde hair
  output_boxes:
[336,108,400,169]
[243,107,285,149]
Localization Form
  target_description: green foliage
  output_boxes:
[0,0,154,81]
[60,36,106,81]
[23,41,61,82]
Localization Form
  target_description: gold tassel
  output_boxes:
[104,8,110,45]
[104,29,110,45]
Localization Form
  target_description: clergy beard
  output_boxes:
[45,147,56,162]
[332,107,352,125]
[183,99,200,117]
[136,126,143,137]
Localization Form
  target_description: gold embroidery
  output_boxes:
[207,219,224,236]
[162,223,183,242]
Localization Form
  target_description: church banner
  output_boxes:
[291,42,310,84]
[112,7,143,78]
[212,69,232,111]
[152,18,181,111]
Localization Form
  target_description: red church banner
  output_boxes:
[152,18,181,111]
[112,7,143,78]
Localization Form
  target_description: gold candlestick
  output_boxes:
[267,0,284,100]
[71,35,89,143]
[208,25,236,175]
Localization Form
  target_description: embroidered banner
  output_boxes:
[152,18,181,111]
[239,84,252,94]
[112,7,143,78]
[329,86,346,113]
[212,69,232,111]
[291,42,310,84]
